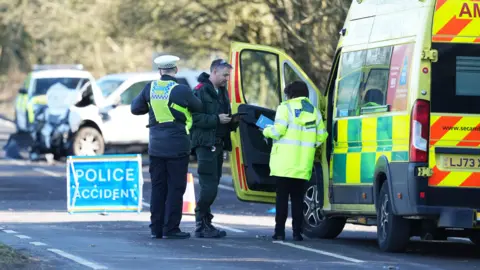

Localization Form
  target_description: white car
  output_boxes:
[68,70,203,156]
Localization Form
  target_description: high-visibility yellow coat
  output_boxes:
[263,97,328,181]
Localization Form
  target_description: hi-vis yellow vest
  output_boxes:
[27,95,47,123]
[263,97,328,180]
[149,80,192,134]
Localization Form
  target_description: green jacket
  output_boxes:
[190,72,238,151]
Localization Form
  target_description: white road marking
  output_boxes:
[7,159,26,166]
[0,118,15,128]
[273,241,365,264]
[48,249,108,270]
[213,224,246,233]
[15,235,31,239]
[218,184,235,192]
[33,167,63,178]
[3,230,17,234]
[30,242,47,246]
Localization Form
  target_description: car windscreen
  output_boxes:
[97,79,126,97]
[32,77,84,96]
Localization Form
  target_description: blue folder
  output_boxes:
[256,114,274,129]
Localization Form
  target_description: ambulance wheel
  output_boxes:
[302,181,346,239]
[377,182,411,252]
[71,127,104,156]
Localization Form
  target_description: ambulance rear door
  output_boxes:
[228,42,325,203]
[429,0,480,214]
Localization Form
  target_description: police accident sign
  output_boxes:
[66,154,143,213]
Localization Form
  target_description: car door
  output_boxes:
[102,80,150,144]
[228,42,326,203]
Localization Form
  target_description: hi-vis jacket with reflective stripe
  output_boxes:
[149,80,192,133]
[263,97,328,181]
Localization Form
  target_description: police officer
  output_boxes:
[262,81,328,241]
[190,59,238,238]
[131,55,202,239]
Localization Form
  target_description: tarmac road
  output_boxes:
[0,117,479,270]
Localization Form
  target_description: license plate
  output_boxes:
[442,156,480,169]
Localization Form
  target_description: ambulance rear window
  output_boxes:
[431,43,480,114]
[456,56,480,96]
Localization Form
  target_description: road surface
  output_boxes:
[0,118,479,270]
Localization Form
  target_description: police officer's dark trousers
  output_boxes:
[149,155,189,236]
[274,176,306,236]
[195,142,224,223]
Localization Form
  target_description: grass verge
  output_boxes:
[0,243,31,269]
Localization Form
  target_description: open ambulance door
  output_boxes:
[228,41,326,204]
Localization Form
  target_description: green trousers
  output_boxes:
[194,144,224,222]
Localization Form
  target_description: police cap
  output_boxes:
[154,55,180,69]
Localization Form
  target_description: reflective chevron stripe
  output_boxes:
[428,114,480,188]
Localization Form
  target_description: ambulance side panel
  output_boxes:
[329,0,435,214]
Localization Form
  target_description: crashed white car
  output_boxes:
[68,70,202,156]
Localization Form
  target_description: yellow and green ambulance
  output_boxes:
[228,0,480,252]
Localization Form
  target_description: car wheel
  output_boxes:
[377,182,411,252]
[302,180,346,239]
[71,127,104,156]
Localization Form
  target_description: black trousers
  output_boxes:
[149,155,189,235]
[274,176,306,235]
[194,144,224,222]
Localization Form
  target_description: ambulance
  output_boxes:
[228,0,480,252]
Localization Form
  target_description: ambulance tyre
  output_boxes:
[376,182,411,252]
[70,127,104,156]
[470,231,480,246]
[302,181,346,239]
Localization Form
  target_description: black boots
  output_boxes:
[293,233,303,241]
[194,216,227,238]
[272,229,304,241]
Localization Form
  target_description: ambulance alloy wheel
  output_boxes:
[376,182,411,252]
[302,181,346,239]
[71,127,104,156]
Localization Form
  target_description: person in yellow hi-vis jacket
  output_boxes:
[262,81,328,242]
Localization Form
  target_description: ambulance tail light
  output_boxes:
[409,99,430,163]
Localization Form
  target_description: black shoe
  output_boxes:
[293,233,303,241]
[272,233,285,241]
[151,233,163,239]
[205,219,227,237]
[164,231,191,239]
[194,220,205,233]
[194,217,226,238]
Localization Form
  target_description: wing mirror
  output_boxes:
[19,88,27,94]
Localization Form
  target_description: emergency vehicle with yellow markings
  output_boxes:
[14,65,102,133]
[228,0,480,252]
